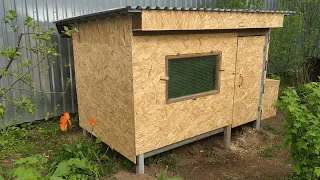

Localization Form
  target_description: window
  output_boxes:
[166,52,221,103]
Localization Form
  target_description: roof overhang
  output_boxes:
[54,6,296,37]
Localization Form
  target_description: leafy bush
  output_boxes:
[158,167,181,180]
[49,158,99,179]
[52,139,102,164]
[49,138,115,176]
[7,154,48,180]
[0,125,31,156]
[7,155,99,180]
[277,81,320,179]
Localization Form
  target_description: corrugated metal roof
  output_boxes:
[54,6,296,26]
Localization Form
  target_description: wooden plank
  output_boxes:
[141,10,284,31]
[262,79,280,119]
[72,15,136,163]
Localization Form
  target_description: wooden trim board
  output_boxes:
[141,10,284,31]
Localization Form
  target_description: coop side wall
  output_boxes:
[131,33,237,155]
[72,16,136,162]
[262,79,280,119]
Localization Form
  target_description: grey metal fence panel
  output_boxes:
[0,0,280,126]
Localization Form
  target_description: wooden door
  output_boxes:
[232,36,265,127]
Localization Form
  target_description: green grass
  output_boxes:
[272,144,283,150]
[259,148,273,158]
[204,149,215,158]
[223,173,238,180]
[120,158,134,170]
[146,153,179,172]
[0,118,120,179]
[0,164,4,175]
[263,124,278,135]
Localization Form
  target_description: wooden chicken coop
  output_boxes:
[55,6,292,174]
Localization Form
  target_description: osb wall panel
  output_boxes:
[262,79,280,119]
[132,33,237,155]
[233,36,265,127]
[141,10,284,31]
[72,16,136,162]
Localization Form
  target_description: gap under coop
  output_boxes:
[54,6,291,174]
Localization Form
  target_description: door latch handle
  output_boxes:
[239,74,244,87]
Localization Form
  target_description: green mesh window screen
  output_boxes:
[167,54,220,101]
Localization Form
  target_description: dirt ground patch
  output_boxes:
[114,113,293,180]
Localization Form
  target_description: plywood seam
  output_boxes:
[231,37,239,128]
[129,24,138,157]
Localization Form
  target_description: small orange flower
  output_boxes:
[68,119,72,126]
[111,145,114,150]
[63,112,70,120]
[60,115,67,124]
[89,118,96,126]
[60,123,67,131]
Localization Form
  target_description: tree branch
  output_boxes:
[0,32,47,81]
[0,33,23,80]
[9,87,68,94]
[0,56,47,98]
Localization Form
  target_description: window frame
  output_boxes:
[165,51,222,104]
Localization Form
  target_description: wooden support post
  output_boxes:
[136,154,144,174]
[82,129,90,137]
[223,125,231,150]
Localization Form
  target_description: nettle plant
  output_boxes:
[277,81,320,179]
[0,10,76,122]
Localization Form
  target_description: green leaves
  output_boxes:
[7,167,42,180]
[277,82,320,179]
[61,26,78,37]
[0,46,21,60]
[14,154,48,165]
[296,139,307,150]
[24,74,33,83]
[7,154,48,180]
[50,158,99,179]
[24,16,36,29]
[158,169,181,180]
[3,10,18,31]
[314,167,320,177]
[0,103,5,119]
[12,95,37,115]
[3,10,17,23]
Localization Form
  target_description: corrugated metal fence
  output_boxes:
[0,0,279,126]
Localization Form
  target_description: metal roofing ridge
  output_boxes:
[53,6,128,24]
[53,6,296,24]
[128,6,295,14]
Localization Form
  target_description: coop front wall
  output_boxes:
[132,33,238,155]
[140,10,284,31]
[72,16,136,163]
